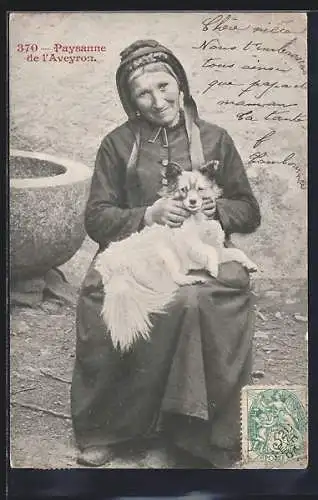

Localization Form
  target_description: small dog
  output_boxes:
[158,159,223,215]
[95,160,257,351]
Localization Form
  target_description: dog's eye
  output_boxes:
[180,187,188,193]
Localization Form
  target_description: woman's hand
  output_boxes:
[145,198,190,228]
[202,197,217,219]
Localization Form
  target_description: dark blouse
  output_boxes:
[85,116,261,249]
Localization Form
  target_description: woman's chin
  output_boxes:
[146,112,180,128]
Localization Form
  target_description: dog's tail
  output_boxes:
[101,273,176,351]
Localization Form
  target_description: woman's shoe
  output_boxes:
[208,446,240,469]
[77,446,113,467]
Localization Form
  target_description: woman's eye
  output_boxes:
[198,187,204,192]
[136,89,150,98]
[159,83,168,91]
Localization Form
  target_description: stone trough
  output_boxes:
[10,150,92,305]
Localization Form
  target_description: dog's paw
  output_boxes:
[243,260,258,273]
[207,265,219,278]
[191,276,208,284]
[175,276,207,286]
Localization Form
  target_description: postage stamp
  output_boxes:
[241,385,308,468]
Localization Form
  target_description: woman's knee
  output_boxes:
[217,261,250,289]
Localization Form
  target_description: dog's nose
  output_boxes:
[189,199,197,205]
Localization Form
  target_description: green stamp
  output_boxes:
[241,386,307,468]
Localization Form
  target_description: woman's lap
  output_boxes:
[71,259,254,450]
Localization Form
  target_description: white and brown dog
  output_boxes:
[95,160,257,351]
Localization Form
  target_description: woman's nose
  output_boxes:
[152,91,165,109]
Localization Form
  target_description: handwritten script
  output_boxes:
[192,13,307,189]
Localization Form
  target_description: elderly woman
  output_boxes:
[71,39,261,468]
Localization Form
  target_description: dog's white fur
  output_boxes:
[95,162,257,351]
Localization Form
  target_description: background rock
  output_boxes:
[10,151,92,279]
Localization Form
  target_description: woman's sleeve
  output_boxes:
[84,136,147,248]
[215,130,261,235]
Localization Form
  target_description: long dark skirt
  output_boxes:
[71,256,254,464]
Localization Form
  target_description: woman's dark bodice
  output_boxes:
[84,116,261,249]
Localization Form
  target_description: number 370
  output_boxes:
[16,43,39,53]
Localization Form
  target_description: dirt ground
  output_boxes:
[10,236,308,469]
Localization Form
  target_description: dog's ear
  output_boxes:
[161,161,183,183]
[199,160,220,180]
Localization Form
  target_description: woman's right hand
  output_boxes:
[145,198,189,228]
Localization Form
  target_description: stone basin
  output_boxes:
[10,150,92,280]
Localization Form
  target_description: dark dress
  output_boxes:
[71,115,261,466]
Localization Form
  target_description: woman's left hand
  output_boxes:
[202,197,217,219]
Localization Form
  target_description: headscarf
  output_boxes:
[116,40,205,170]
[116,40,191,118]
[127,61,180,91]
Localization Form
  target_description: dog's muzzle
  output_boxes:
[184,199,203,213]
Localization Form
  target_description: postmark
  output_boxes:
[241,385,307,468]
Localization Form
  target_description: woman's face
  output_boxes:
[130,71,180,127]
